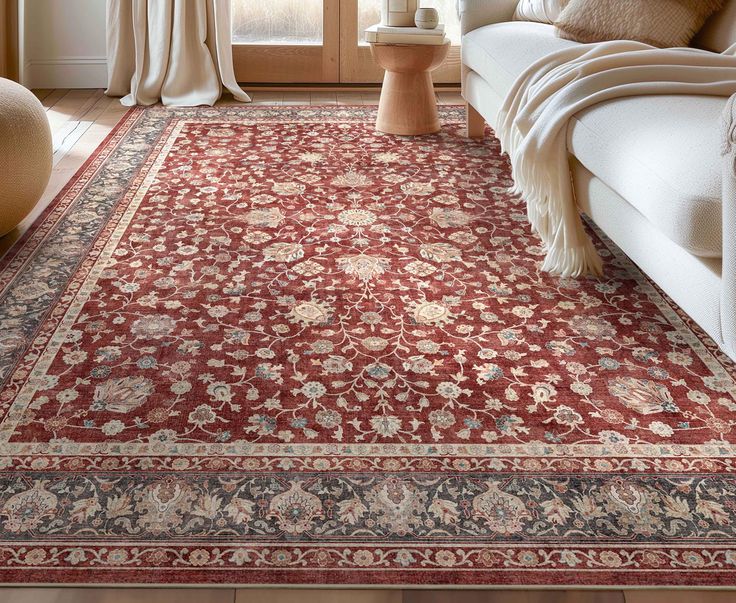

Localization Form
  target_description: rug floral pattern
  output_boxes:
[0,106,735,586]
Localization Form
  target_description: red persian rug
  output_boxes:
[0,105,735,587]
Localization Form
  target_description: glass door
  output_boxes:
[231,0,461,85]
[339,0,462,84]
[232,0,340,83]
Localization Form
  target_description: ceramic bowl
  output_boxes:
[415,7,440,29]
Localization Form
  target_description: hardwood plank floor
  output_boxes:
[0,588,234,603]
[310,90,338,105]
[282,90,311,105]
[0,89,731,603]
[236,590,402,603]
[625,592,736,603]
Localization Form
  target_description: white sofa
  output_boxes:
[459,0,736,361]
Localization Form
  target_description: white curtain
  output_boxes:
[105,0,251,107]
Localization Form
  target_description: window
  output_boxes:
[231,0,461,84]
[232,0,324,45]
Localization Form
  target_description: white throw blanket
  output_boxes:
[497,40,736,277]
[723,92,736,172]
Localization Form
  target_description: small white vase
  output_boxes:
[381,0,419,27]
[415,7,440,29]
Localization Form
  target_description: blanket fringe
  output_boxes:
[541,239,603,278]
[495,41,736,280]
[502,139,603,278]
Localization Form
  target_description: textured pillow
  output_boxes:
[555,0,726,48]
[513,0,568,24]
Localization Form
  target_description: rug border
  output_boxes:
[0,106,142,277]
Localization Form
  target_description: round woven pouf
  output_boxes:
[0,78,52,237]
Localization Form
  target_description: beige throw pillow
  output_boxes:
[514,0,569,24]
[555,0,725,48]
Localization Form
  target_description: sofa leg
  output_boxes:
[466,102,485,139]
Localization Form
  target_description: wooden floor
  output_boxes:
[1,588,735,603]
[0,89,733,602]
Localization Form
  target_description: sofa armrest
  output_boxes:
[721,94,736,357]
[458,0,520,35]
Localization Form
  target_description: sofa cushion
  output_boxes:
[462,21,578,97]
[569,95,724,257]
[463,21,724,257]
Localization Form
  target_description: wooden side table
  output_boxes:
[369,41,451,136]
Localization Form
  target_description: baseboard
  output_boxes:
[24,56,107,89]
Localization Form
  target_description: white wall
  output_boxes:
[22,0,107,89]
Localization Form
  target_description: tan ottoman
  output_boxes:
[0,78,53,237]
